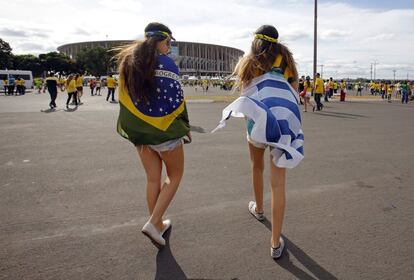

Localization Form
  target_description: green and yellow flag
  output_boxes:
[117,55,190,145]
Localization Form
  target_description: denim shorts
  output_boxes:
[148,138,183,153]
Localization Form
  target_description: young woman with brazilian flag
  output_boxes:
[116,22,191,248]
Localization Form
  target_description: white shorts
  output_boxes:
[305,92,312,98]
[247,134,268,150]
[148,138,183,153]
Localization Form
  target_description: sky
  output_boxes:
[1,0,414,79]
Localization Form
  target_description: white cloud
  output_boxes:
[364,33,396,42]
[320,29,351,40]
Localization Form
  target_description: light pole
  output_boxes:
[393,69,396,83]
[313,0,318,82]
[105,35,109,74]
[370,63,373,81]
[373,60,378,80]
[319,64,324,79]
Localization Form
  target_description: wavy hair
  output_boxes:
[234,38,298,89]
[115,36,165,102]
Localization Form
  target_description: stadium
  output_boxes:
[57,40,244,76]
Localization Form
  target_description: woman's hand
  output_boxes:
[183,131,192,144]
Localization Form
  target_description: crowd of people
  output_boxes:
[30,72,119,109]
[295,76,414,109]
[182,78,236,91]
[6,72,413,111]
[2,76,27,96]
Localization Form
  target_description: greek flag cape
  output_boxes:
[117,55,190,145]
[212,72,304,169]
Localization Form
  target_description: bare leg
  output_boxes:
[269,156,286,248]
[248,143,265,213]
[149,144,184,231]
[137,146,163,216]
[304,96,308,111]
[306,97,315,110]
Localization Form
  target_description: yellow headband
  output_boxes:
[145,31,170,38]
[255,33,278,43]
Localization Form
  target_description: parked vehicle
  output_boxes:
[0,70,34,89]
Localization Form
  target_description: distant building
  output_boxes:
[57,40,244,76]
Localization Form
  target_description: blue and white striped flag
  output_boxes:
[212,72,304,169]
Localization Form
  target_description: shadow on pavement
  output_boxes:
[262,218,338,280]
[154,227,218,280]
[65,107,78,112]
[155,227,187,280]
[40,108,60,113]
[190,125,207,133]
[314,111,357,119]
[320,111,368,118]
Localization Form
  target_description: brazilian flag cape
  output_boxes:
[117,55,190,145]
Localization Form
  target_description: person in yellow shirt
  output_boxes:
[106,74,116,102]
[313,73,324,110]
[59,77,66,91]
[326,77,334,101]
[15,77,22,95]
[14,78,19,95]
[369,81,375,95]
[303,76,315,112]
[2,79,8,95]
[43,72,59,109]
[375,82,380,96]
[66,74,78,109]
[386,81,392,103]
[75,73,84,104]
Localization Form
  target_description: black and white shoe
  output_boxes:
[248,201,264,221]
[271,237,285,259]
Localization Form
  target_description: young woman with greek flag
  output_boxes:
[213,25,303,259]
[116,23,191,248]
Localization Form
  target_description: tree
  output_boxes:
[39,52,77,76]
[0,38,13,69]
[75,47,116,77]
[13,54,44,76]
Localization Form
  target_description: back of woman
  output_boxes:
[214,25,304,259]
[115,22,191,248]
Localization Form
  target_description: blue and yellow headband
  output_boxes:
[255,33,278,43]
[145,30,175,40]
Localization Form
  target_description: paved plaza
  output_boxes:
[0,88,413,280]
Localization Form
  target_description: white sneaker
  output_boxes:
[271,237,285,259]
[248,201,264,221]
[160,219,171,236]
[142,221,166,247]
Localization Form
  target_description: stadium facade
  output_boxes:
[57,40,244,76]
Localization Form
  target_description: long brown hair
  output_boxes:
[66,75,74,87]
[234,38,298,89]
[115,36,165,102]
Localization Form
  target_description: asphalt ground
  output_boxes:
[0,88,413,280]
